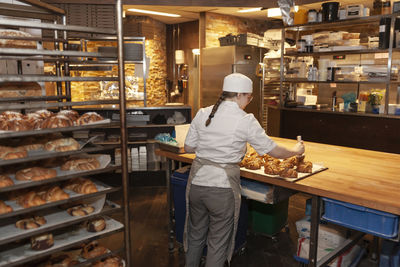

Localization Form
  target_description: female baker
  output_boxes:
[183,73,305,267]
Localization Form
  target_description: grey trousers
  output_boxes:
[185,184,234,267]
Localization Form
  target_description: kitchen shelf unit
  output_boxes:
[278,12,400,116]
[0,0,131,266]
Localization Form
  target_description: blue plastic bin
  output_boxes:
[380,239,400,267]
[322,198,399,238]
[171,166,247,253]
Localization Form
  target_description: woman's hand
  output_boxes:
[292,141,305,155]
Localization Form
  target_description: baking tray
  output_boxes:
[0,121,118,140]
[0,144,118,167]
[0,200,121,246]
[0,179,120,220]
[0,154,118,193]
[241,163,328,182]
[157,142,185,154]
[0,216,124,267]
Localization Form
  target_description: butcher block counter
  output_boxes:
[157,137,400,266]
[157,137,400,215]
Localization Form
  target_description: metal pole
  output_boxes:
[166,158,175,252]
[116,0,131,265]
[54,19,62,98]
[309,195,321,267]
[62,15,71,103]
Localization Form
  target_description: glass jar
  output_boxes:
[308,9,317,23]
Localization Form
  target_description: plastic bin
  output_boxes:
[218,34,236,46]
[171,166,247,253]
[248,198,289,236]
[380,239,400,267]
[322,198,399,238]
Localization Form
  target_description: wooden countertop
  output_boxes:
[156,137,400,215]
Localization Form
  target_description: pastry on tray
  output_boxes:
[15,167,57,181]
[39,186,69,203]
[87,217,106,232]
[57,110,79,122]
[0,118,32,131]
[18,191,46,208]
[81,241,108,259]
[280,168,298,178]
[297,161,313,173]
[76,112,104,125]
[15,215,46,230]
[31,233,54,250]
[93,256,123,267]
[0,174,14,188]
[41,115,74,129]
[41,254,79,267]
[0,200,13,214]
[44,137,80,152]
[64,177,98,194]
[61,157,100,171]
[67,204,95,216]
[0,146,27,160]
[34,109,54,119]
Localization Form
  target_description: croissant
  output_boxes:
[41,186,69,202]
[18,191,46,208]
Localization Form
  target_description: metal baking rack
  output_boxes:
[0,121,119,139]
[0,179,120,220]
[0,144,118,167]
[0,216,124,267]
[0,200,121,246]
[0,165,120,193]
[0,0,131,265]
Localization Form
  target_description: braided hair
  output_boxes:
[205,91,237,127]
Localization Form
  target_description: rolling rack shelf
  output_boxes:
[0,0,131,266]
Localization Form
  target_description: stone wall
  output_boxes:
[45,16,167,106]
[205,12,271,48]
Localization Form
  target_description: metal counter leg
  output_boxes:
[309,195,320,267]
[166,158,175,253]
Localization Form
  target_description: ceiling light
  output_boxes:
[127,8,181,17]
[237,7,262,13]
[267,6,299,18]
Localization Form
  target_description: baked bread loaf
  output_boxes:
[35,109,54,119]
[0,174,14,188]
[24,113,44,130]
[0,146,28,160]
[297,161,313,173]
[93,256,123,267]
[15,215,46,230]
[61,157,100,171]
[264,162,282,175]
[44,138,80,152]
[64,178,98,194]
[57,110,79,122]
[76,112,104,125]
[42,254,79,267]
[0,118,32,131]
[31,233,54,250]
[0,29,37,48]
[15,167,57,181]
[18,191,46,208]
[281,157,297,169]
[19,143,44,151]
[81,241,108,259]
[1,111,23,120]
[87,217,106,232]
[0,200,13,214]
[67,204,95,216]
[40,186,69,202]
[41,115,73,129]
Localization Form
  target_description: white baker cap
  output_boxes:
[222,73,253,93]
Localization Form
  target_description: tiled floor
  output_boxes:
[117,186,381,267]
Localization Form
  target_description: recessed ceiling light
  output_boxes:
[127,8,181,17]
[237,7,263,13]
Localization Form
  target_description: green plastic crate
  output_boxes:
[248,198,289,236]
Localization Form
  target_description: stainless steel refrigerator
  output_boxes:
[201,46,264,122]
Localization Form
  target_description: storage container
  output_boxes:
[322,198,399,238]
[236,33,260,46]
[218,34,236,46]
[248,198,288,236]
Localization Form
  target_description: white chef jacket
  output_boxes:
[184,101,277,188]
